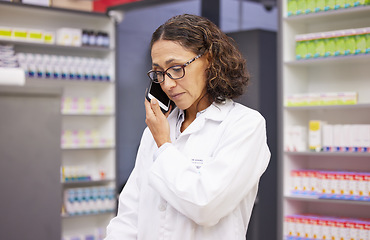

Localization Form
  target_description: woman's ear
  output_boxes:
[203,52,210,67]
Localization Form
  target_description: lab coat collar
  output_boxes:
[167,99,234,139]
[169,99,234,123]
[201,99,234,122]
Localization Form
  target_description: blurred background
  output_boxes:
[1,0,369,240]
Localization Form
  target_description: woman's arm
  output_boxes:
[105,167,139,239]
[105,128,152,239]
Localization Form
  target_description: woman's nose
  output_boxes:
[162,74,176,90]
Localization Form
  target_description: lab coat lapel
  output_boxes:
[168,100,234,139]
[167,108,180,142]
[180,115,206,136]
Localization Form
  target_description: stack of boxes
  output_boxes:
[287,0,370,17]
[0,44,18,68]
[284,214,369,240]
[0,26,110,48]
[295,27,370,60]
[0,26,54,44]
[286,92,358,106]
[61,130,113,149]
[63,187,115,215]
[17,53,112,81]
[290,169,369,201]
[285,121,370,153]
[309,121,370,153]
[62,97,113,115]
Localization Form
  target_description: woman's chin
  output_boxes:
[173,102,190,111]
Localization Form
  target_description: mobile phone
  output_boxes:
[146,81,171,113]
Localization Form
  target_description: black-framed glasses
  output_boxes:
[147,54,203,83]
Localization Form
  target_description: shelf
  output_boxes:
[280,1,370,239]
[285,151,370,157]
[0,1,108,18]
[62,112,114,117]
[62,179,114,187]
[284,5,370,24]
[108,0,189,12]
[26,78,114,86]
[284,103,370,110]
[62,145,115,150]
[61,210,115,219]
[0,3,117,238]
[285,54,370,67]
[285,195,370,206]
[0,39,114,53]
[0,84,62,96]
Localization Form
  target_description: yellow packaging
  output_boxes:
[43,32,55,44]
[309,120,324,152]
[0,27,12,39]
[28,30,43,42]
[12,28,28,41]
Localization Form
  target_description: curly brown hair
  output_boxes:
[150,14,250,103]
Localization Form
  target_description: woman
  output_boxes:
[105,14,270,240]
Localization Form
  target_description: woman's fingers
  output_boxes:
[144,97,171,147]
[150,98,162,117]
[164,104,172,118]
[144,98,152,116]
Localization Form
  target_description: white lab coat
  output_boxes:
[105,99,270,240]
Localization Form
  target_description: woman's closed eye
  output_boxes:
[170,66,183,72]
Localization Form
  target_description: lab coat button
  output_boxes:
[158,204,166,211]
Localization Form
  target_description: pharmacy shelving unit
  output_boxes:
[278,2,370,240]
[0,2,117,239]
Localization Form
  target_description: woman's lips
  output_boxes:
[170,92,184,100]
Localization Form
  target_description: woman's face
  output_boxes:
[150,40,209,112]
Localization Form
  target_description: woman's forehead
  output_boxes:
[151,40,194,64]
[151,40,188,54]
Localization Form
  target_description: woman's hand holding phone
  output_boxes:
[145,98,172,148]
[146,81,171,113]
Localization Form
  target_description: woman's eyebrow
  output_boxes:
[165,58,175,65]
[152,58,180,67]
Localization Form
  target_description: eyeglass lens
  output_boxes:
[149,65,185,83]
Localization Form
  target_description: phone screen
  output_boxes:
[146,81,171,112]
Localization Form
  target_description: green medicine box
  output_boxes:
[296,0,306,14]
[355,29,367,55]
[324,32,336,57]
[325,0,336,10]
[315,0,325,12]
[335,0,345,9]
[295,35,308,60]
[305,34,316,59]
[354,0,367,7]
[345,0,355,8]
[366,28,370,54]
[288,0,297,16]
[306,0,316,13]
[334,31,346,56]
[344,30,357,55]
[313,33,325,58]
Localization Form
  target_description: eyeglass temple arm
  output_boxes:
[184,54,203,66]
